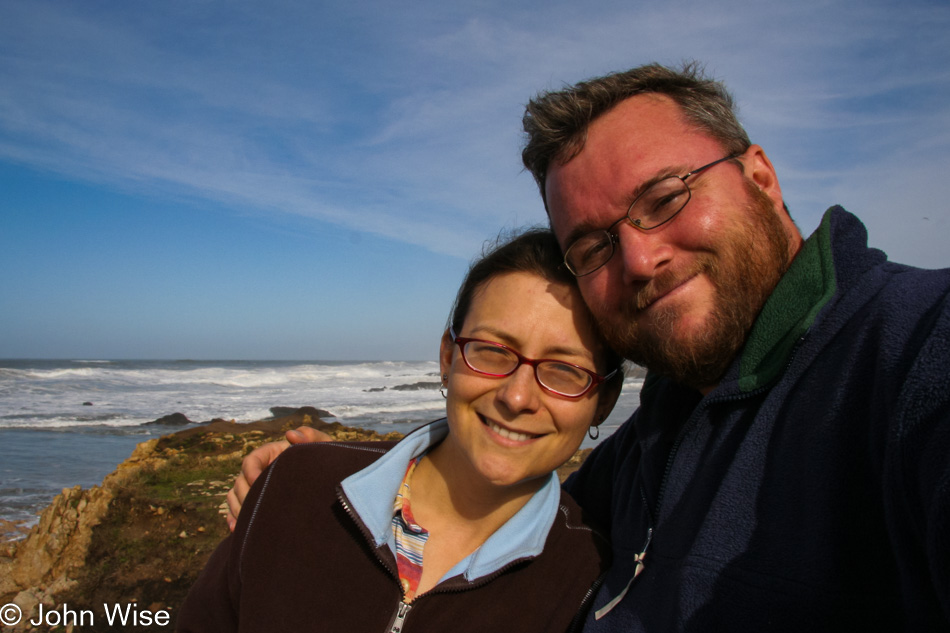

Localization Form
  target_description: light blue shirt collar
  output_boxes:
[340,418,561,582]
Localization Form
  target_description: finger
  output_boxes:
[286,426,332,444]
[225,487,242,532]
[226,476,250,521]
[241,440,290,486]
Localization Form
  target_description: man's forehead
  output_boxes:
[544,95,718,242]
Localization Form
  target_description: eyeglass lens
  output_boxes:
[462,340,593,396]
[566,177,690,275]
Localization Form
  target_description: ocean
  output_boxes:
[0,359,643,529]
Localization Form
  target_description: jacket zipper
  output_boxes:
[566,563,610,632]
[638,407,701,568]
[379,556,539,632]
[629,334,810,599]
[337,489,411,633]
[387,601,412,633]
[595,394,718,620]
[599,338,810,621]
[340,488,548,632]
[653,333,809,528]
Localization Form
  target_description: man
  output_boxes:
[229,63,950,630]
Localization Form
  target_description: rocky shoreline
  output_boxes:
[0,407,591,632]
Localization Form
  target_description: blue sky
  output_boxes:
[2,0,949,361]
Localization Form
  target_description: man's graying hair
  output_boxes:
[521,62,752,208]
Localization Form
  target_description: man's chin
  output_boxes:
[602,311,735,389]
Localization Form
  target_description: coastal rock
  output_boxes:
[146,412,193,426]
[0,439,162,600]
[0,407,401,628]
[9,589,46,633]
[269,406,334,419]
[0,519,28,542]
[391,381,441,391]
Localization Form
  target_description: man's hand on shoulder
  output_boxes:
[226,425,331,531]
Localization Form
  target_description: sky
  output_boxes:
[2,0,949,361]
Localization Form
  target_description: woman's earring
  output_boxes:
[587,425,600,440]
[439,373,448,399]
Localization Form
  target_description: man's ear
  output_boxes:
[740,144,804,259]
[741,144,784,212]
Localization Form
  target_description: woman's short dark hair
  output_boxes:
[448,227,624,376]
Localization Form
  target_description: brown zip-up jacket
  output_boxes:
[178,437,610,633]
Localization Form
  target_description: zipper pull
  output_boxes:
[633,527,653,579]
[388,601,412,633]
[595,528,653,620]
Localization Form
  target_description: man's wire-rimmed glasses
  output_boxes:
[563,154,740,277]
[449,327,618,398]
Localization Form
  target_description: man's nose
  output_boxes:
[614,221,674,283]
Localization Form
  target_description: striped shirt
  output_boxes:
[392,456,429,603]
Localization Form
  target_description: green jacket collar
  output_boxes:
[736,209,838,392]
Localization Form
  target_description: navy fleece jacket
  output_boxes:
[566,206,950,632]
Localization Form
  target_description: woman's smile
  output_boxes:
[479,413,542,444]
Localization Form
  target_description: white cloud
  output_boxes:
[1,0,949,267]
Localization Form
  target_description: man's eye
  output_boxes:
[639,181,687,220]
[583,238,610,257]
[575,236,610,264]
[646,191,684,214]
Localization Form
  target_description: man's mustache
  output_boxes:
[630,257,715,312]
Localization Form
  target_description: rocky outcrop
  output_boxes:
[0,407,590,632]
[391,381,442,391]
[146,412,193,426]
[0,407,401,632]
[0,439,166,631]
[268,405,333,419]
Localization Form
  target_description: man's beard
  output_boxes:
[597,184,792,390]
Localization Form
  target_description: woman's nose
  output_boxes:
[495,364,542,414]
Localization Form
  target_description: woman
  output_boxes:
[178,228,623,632]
